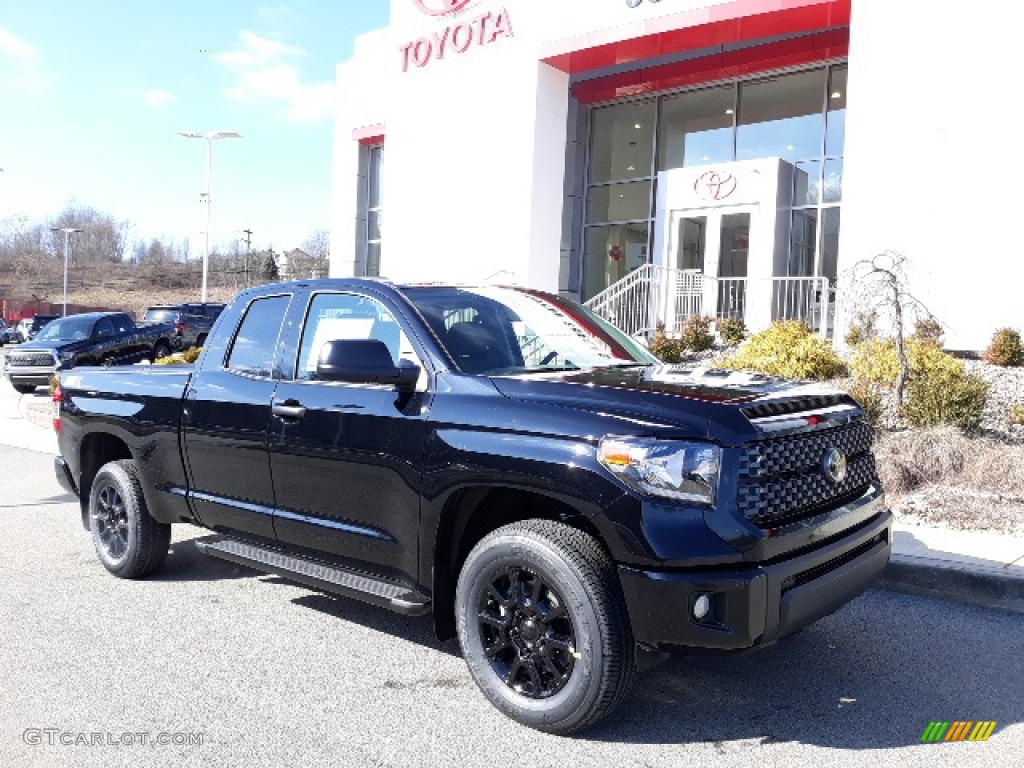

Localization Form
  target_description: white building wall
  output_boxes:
[333,0,742,290]
[840,0,1024,350]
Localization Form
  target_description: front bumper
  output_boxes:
[619,508,892,650]
[5,366,58,387]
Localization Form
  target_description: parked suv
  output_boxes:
[0,320,20,345]
[16,314,60,343]
[140,303,225,350]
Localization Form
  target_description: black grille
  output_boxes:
[783,532,887,592]
[736,420,879,529]
[738,420,874,480]
[7,353,55,368]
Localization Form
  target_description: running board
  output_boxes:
[196,537,431,616]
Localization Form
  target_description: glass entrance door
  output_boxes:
[666,206,754,325]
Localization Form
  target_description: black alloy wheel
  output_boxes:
[456,520,635,735]
[477,566,576,699]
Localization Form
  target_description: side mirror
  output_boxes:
[316,339,420,391]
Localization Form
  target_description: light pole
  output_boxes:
[178,131,242,302]
[50,227,83,316]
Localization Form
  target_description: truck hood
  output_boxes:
[489,365,858,444]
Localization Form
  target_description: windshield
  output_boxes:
[143,309,178,323]
[404,286,658,375]
[36,316,94,341]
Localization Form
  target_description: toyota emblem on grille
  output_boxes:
[822,448,848,484]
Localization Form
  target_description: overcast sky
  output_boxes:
[0,1,389,254]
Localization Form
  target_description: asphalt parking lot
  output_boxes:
[0,438,1020,768]
[0,351,1021,767]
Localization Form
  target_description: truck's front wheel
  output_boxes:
[455,520,635,735]
[89,460,171,578]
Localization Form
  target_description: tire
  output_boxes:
[456,520,636,735]
[88,460,171,579]
[151,341,172,363]
[12,383,36,394]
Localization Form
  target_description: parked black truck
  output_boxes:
[53,280,891,734]
[4,311,177,394]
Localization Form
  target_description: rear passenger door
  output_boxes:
[182,292,293,540]
[267,289,429,581]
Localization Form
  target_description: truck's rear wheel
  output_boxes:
[455,520,635,735]
[151,342,171,362]
[89,460,171,578]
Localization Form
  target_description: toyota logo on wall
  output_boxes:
[413,0,472,15]
[694,170,737,202]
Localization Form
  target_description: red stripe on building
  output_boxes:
[542,0,850,75]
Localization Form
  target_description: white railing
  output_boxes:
[583,264,662,337]
[585,268,831,338]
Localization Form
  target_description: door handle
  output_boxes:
[272,399,307,420]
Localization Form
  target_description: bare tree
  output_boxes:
[300,229,330,277]
[50,204,130,264]
[843,251,934,406]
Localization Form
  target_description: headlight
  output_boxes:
[598,437,721,505]
[58,351,76,363]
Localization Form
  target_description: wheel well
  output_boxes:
[78,433,132,528]
[432,487,607,641]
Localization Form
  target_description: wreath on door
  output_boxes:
[608,245,624,262]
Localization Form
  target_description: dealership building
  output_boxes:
[332,0,1020,350]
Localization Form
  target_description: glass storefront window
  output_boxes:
[586,181,651,224]
[737,70,827,161]
[823,158,843,203]
[825,66,847,157]
[658,86,734,170]
[589,101,657,183]
[794,160,821,206]
[363,144,383,277]
[788,209,818,277]
[820,208,840,283]
[583,223,649,299]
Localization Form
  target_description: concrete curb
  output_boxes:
[877,553,1024,614]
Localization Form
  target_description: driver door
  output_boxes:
[268,289,428,581]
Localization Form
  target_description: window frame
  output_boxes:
[223,293,294,380]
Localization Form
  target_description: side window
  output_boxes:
[226,295,292,378]
[95,318,114,338]
[295,292,418,381]
[113,315,133,334]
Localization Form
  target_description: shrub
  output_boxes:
[721,320,846,380]
[849,338,963,386]
[1011,403,1024,426]
[903,368,988,431]
[155,346,202,366]
[678,315,714,352]
[984,328,1023,367]
[912,316,944,348]
[718,316,746,346]
[844,309,878,347]
[848,380,884,429]
[648,324,683,363]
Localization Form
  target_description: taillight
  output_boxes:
[52,384,62,433]
[174,322,185,335]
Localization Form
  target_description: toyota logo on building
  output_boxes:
[694,170,737,202]
[413,0,472,16]
[822,448,848,485]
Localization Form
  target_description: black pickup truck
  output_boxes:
[141,302,225,351]
[53,279,891,734]
[4,311,177,394]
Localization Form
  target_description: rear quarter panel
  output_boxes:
[59,366,194,524]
